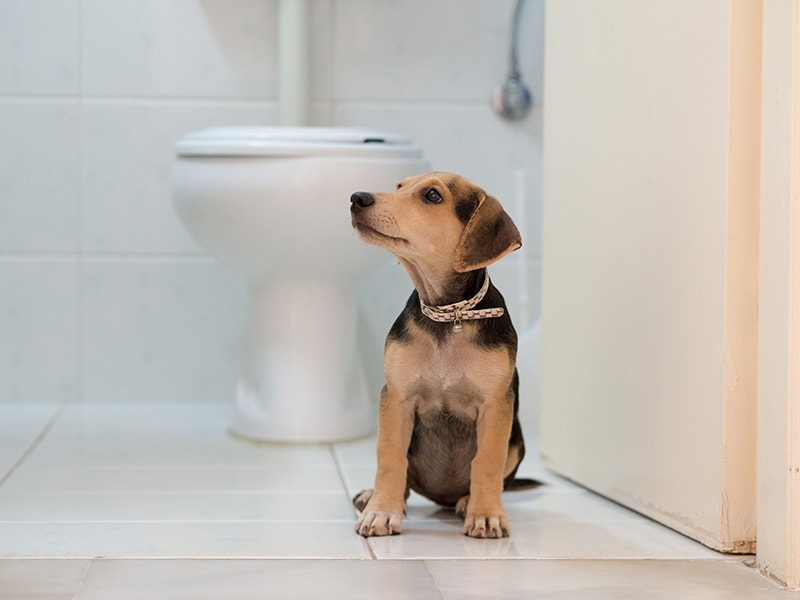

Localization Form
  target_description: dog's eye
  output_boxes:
[424,188,442,204]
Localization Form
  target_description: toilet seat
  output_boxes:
[175,126,423,159]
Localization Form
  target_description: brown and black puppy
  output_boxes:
[349,172,537,539]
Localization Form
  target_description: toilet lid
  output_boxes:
[174,127,424,158]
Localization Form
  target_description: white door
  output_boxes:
[540,0,761,553]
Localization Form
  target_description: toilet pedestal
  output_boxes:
[232,280,375,443]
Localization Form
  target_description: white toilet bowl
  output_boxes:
[171,127,429,442]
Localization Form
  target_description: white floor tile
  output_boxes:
[427,559,786,599]
[75,559,444,600]
[502,487,664,523]
[0,403,784,596]
[0,404,60,482]
[0,558,785,600]
[0,404,61,432]
[340,464,380,496]
[507,517,722,560]
[366,516,720,560]
[0,558,89,598]
[0,522,371,559]
[54,402,231,428]
[333,435,378,466]
[26,405,336,469]
[27,429,336,469]
[0,464,344,494]
[0,491,356,522]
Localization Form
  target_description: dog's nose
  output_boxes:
[350,191,375,210]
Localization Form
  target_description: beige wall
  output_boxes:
[757,0,800,589]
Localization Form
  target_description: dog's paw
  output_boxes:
[352,489,373,512]
[462,505,511,539]
[355,509,404,537]
[463,512,511,538]
[456,495,510,538]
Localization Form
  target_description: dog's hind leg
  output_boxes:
[454,494,470,519]
[352,489,373,512]
[353,487,410,514]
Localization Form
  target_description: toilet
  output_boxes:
[171,126,429,443]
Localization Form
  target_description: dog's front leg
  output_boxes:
[462,394,514,538]
[355,386,414,537]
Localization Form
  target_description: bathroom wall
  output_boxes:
[0,0,544,405]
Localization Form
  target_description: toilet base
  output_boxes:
[231,281,376,443]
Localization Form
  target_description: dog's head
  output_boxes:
[350,172,521,272]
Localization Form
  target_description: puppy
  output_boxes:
[349,172,537,539]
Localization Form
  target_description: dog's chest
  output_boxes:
[387,328,499,421]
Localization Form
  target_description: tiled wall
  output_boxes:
[0,0,544,405]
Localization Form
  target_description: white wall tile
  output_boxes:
[0,261,79,403]
[81,0,277,98]
[81,259,247,403]
[0,0,545,407]
[332,0,511,102]
[0,0,79,94]
[81,102,277,254]
[490,255,541,330]
[0,102,80,252]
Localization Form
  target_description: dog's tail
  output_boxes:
[504,477,543,492]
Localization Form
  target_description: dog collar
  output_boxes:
[419,274,505,332]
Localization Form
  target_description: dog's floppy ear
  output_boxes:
[453,194,521,272]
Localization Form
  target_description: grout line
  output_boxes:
[0,94,276,107]
[72,556,94,599]
[423,560,449,600]
[0,555,738,563]
[0,255,79,263]
[328,445,359,518]
[0,519,366,525]
[363,540,378,561]
[328,444,378,560]
[0,253,217,263]
[0,404,66,488]
[76,0,86,407]
[0,490,366,496]
[0,94,495,110]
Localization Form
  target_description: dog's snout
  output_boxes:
[350,191,375,211]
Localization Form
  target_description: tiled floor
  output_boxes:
[0,403,789,598]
